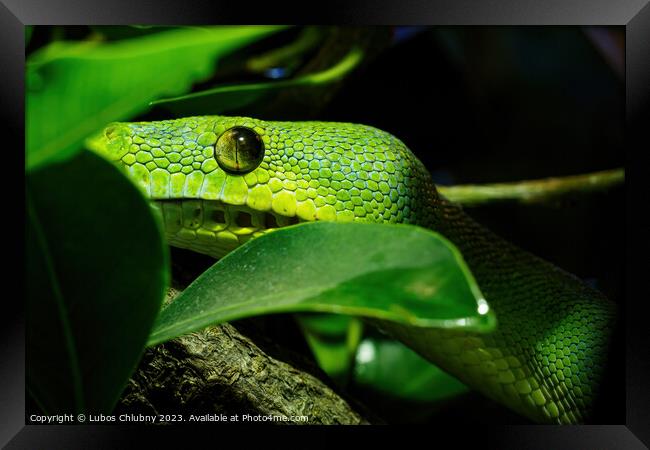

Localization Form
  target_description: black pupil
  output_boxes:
[232,127,263,161]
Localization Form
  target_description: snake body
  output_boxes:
[91,116,615,424]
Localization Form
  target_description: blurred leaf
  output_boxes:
[148,221,494,346]
[246,26,324,74]
[26,151,169,414]
[90,25,177,41]
[90,26,226,41]
[151,46,363,115]
[354,337,468,402]
[25,26,33,46]
[297,314,363,384]
[26,25,286,172]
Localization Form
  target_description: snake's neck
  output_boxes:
[415,197,616,423]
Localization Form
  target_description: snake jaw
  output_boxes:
[153,199,302,258]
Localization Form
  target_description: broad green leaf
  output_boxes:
[148,221,495,346]
[150,46,363,115]
[26,25,286,171]
[26,151,169,414]
[354,337,468,402]
[297,314,363,384]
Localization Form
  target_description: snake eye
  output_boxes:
[214,126,265,174]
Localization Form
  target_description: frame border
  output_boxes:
[6,0,648,447]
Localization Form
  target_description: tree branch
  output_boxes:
[437,168,624,206]
[116,288,370,425]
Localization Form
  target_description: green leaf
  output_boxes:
[26,25,286,172]
[26,150,169,414]
[150,46,363,115]
[89,25,178,41]
[297,314,363,384]
[148,221,494,346]
[245,26,324,73]
[354,337,469,402]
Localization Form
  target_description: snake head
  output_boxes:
[87,116,439,257]
[87,122,135,164]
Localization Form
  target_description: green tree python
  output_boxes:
[89,115,616,424]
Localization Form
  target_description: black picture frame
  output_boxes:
[6,1,648,447]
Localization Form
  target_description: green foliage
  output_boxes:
[354,337,468,402]
[26,151,169,414]
[25,26,33,46]
[246,26,324,73]
[26,25,286,171]
[297,314,364,384]
[151,46,363,115]
[89,25,180,41]
[149,222,494,346]
[25,25,288,415]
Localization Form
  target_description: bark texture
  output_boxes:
[116,288,369,425]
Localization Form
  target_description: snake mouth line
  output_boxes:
[151,198,304,258]
[153,199,303,232]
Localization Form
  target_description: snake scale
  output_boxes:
[89,115,615,424]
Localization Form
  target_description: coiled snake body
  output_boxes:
[91,116,615,424]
